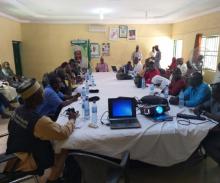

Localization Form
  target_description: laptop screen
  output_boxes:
[108,97,136,118]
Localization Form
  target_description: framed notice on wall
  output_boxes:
[102,43,110,56]
[119,25,128,38]
[90,43,100,58]
[109,28,119,40]
[128,29,136,40]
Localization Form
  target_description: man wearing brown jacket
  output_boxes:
[6,78,78,183]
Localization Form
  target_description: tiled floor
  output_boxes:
[1,118,220,183]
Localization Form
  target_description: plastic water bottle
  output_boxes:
[141,78,146,89]
[81,87,86,98]
[91,101,97,124]
[179,90,184,108]
[84,96,90,120]
[123,66,126,74]
[164,86,169,99]
[86,69,90,81]
[91,75,96,86]
[150,84,154,95]
[85,80,89,95]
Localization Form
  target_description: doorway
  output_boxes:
[12,41,22,76]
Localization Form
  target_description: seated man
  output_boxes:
[124,61,133,72]
[133,57,143,75]
[37,73,80,120]
[143,61,160,84]
[169,72,211,107]
[96,57,109,72]
[5,79,78,182]
[183,61,196,80]
[194,82,220,164]
[177,58,187,76]
[169,68,186,96]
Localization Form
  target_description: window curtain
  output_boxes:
[192,33,203,63]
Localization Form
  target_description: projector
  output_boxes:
[139,104,169,116]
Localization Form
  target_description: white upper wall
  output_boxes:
[0,0,220,24]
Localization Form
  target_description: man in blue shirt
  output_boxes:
[169,72,211,107]
[37,72,79,120]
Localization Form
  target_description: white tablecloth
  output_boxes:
[55,72,216,167]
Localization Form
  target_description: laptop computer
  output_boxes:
[108,97,141,129]
[111,66,117,72]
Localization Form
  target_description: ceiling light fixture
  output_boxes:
[92,8,112,20]
[100,12,104,20]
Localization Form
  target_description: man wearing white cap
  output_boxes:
[5,78,78,183]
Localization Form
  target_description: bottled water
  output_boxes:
[164,86,169,99]
[84,96,90,120]
[81,87,86,98]
[85,80,89,95]
[91,75,96,86]
[150,84,154,95]
[141,78,146,89]
[81,96,85,117]
[91,101,97,124]
[179,90,184,108]
[86,69,90,81]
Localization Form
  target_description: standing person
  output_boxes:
[154,45,161,69]
[131,45,143,66]
[149,46,156,58]
[95,57,109,72]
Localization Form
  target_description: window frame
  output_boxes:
[200,35,220,71]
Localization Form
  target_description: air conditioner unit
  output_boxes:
[89,24,107,33]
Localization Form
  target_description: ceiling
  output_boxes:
[0,0,220,24]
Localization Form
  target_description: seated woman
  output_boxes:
[169,68,186,96]
[1,62,24,88]
[143,61,160,84]
[96,57,109,72]
[2,61,15,78]
[194,82,220,164]
[165,57,177,78]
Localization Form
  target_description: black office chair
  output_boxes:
[69,151,130,183]
[0,133,39,183]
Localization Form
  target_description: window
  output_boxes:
[173,40,183,58]
[201,35,220,70]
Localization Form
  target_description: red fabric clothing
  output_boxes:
[144,69,160,84]
[169,61,177,71]
[169,79,186,96]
